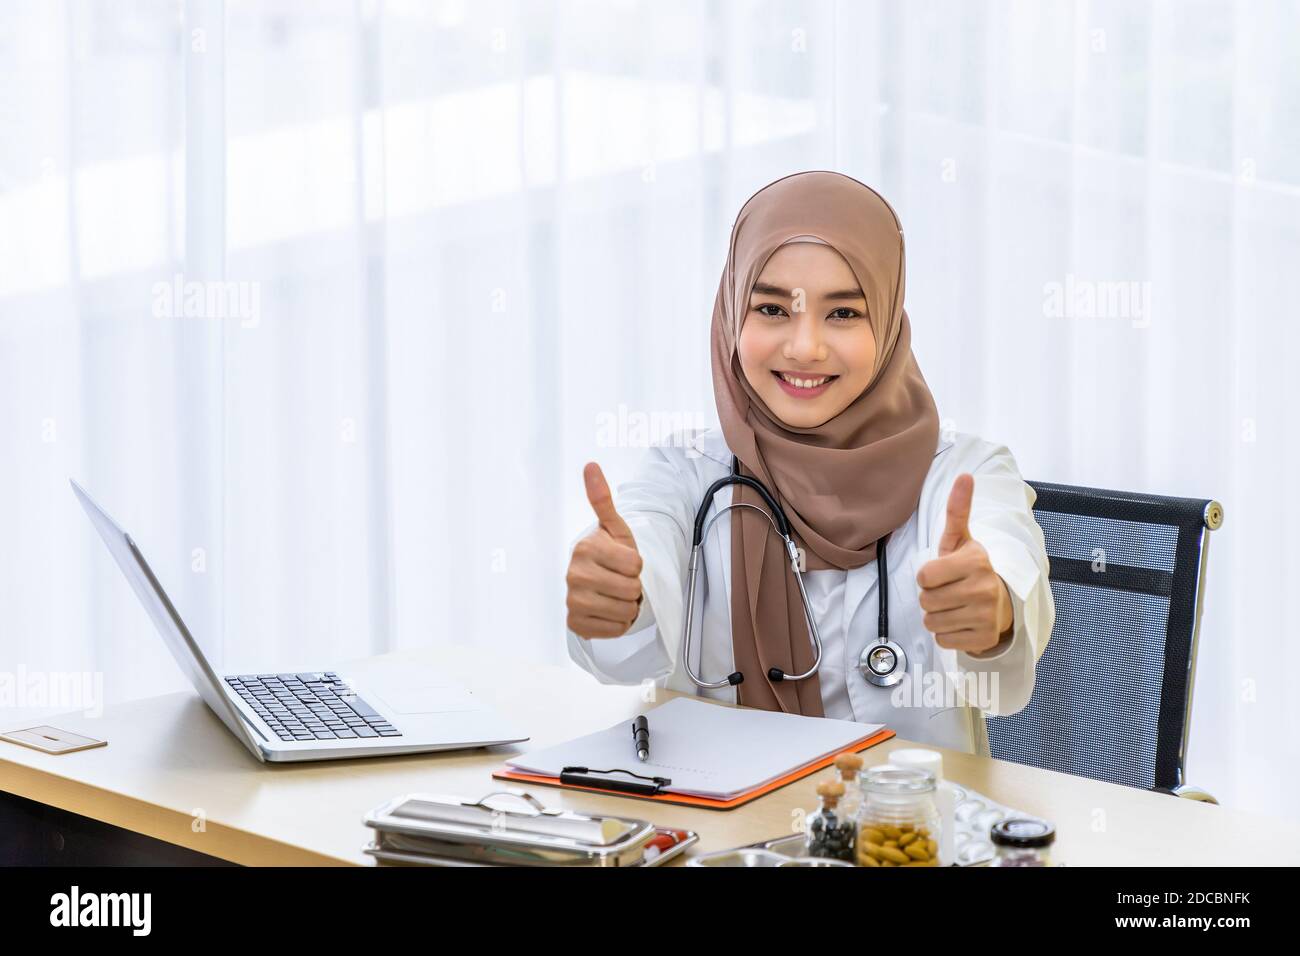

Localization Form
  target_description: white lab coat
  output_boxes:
[565,427,1055,756]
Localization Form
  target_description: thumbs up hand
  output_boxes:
[914,474,1014,655]
[565,463,646,639]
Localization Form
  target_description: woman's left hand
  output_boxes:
[914,473,1014,656]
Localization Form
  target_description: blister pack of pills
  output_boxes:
[949,782,1051,866]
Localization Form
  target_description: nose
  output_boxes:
[783,312,827,364]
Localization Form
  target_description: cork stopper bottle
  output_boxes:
[833,752,865,821]
[806,779,854,861]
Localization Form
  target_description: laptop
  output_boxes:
[71,479,529,763]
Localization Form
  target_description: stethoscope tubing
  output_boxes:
[680,456,892,691]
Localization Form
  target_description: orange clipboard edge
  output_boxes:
[490,726,896,811]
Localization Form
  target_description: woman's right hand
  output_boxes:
[566,462,645,639]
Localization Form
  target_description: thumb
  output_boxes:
[583,462,636,548]
[937,473,974,557]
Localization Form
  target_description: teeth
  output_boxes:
[778,372,831,389]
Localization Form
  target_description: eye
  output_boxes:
[754,303,787,318]
[828,308,861,323]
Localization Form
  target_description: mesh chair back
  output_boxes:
[986,481,1220,791]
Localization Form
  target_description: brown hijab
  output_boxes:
[709,171,940,716]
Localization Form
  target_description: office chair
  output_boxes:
[986,480,1222,802]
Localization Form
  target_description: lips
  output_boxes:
[772,370,838,399]
[774,371,835,388]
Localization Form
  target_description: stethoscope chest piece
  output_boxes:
[858,639,908,688]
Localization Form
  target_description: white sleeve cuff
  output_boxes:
[567,622,673,686]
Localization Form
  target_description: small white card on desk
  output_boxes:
[0,725,107,755]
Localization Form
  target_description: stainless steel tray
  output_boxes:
[364,827,698,868]
[716,784,1048,867]
[364,789,696,867]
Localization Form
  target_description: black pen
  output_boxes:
[632,714,650,762]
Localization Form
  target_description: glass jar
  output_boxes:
[856,766,941,867]
[989,819,1055,867]
[833,751,865,824]
[804,779,856,862]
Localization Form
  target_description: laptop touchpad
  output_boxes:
[367,682,479,715]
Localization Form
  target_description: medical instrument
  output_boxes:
[680,455,908,690]
[363,790,698,867]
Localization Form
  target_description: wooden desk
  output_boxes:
[2,645,1296,866]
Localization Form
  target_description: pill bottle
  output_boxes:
[886,747,956,866]
[833,751,865,823]
[805,779,855,862]
[989,818,1055,867]
[856,766,941,867]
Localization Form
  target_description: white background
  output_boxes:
[1,0,1297,821]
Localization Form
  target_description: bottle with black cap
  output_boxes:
[989,818,1056,867]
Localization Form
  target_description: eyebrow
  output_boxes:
[750,282,866,302]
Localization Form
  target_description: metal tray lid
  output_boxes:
[364,790,656,856]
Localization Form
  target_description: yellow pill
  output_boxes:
[860,827,886,844]
[884,839,898,848]
[881,860,897,867]
[862,841,885,861]
[904,843,930,861]
[879,845,910,865]
[858,852,880,867]
[881,825,902,841]
[927,839,938,857]
[900,823,914,833]
[899,832,918,848]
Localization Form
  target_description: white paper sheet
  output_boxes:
[506,697,883,800]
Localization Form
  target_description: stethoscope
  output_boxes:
[680,455,908,692]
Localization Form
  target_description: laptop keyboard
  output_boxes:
[224,672,402,742]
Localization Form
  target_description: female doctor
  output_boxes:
[563,170,1055,757]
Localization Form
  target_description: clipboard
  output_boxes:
[492,726,895,810]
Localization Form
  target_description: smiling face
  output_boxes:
[736,241,878,428]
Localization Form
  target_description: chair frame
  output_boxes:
[991,481,1223,799]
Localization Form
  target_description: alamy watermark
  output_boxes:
[595,404,711,457]
[0,666,103,718]
[890,668,1001,713]
[50,886,151,936]
[152,273,261,328]
[1043,274,1152,328]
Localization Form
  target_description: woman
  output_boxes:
[563,170,1054,756]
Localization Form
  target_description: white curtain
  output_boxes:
[2,0,1297,821]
